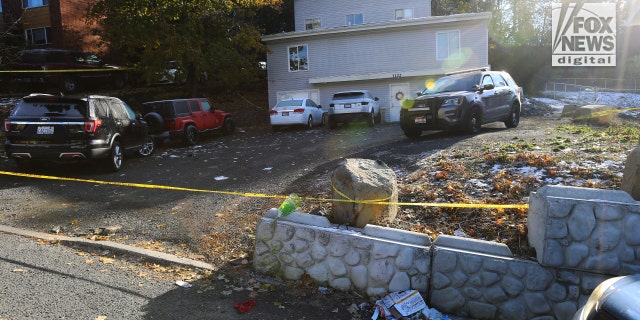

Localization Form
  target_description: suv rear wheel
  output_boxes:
[138,136,155,157]
[367,110,375,127]
[104,140,123,172]
[222,118,235,135]
[466,108,482,134]
[505,105,520,128]
[184,125,199,145]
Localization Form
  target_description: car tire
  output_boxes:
[184,125,199,145]
[328,115,338,129]
[144,112,164,134]
[61,76,79,93]
[104,140,123,172]
[466,108,482,134]
[505,105,520,128]
[222,118,235,135]
[138,136,155,157]
[403,128,422,139]
[367,110,375,127]
[375,111,382,124]
[322,113,327,126]
[306,116,313,130]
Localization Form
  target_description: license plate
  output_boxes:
[414,116,426,124]
[37,126,54,134]
[344,104,351,108]
[282,112,289,116]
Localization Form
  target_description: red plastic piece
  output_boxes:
[234,298,256,313]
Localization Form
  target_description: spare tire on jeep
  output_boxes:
[144,112,164,134]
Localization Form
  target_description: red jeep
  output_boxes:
[141,98,234,145]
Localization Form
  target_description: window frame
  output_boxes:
[436,30,461,60]
[346,13,364,26]
[24,27,52,45]
[22,0,48,8]
[395,8,414,20]
[305,18,321,30]
[288,44,309,72]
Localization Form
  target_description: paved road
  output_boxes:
[0,232,176,319]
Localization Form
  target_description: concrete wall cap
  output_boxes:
[363,224,431,246]
[433,235,513,257]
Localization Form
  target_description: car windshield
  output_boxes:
[333,92,364,100]
[275,100,303,108]
[421,73,481,95]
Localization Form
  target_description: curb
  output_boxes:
[0,224,215,271]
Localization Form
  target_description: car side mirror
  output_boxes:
[484,83,495,90]
[472,84,482,92]
[374,97,379,101]
[318,105,322,109]
[416,91,423,97]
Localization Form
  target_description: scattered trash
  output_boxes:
[175,280,193,288]
[214,176,229,181]
[380,290,427,318]
[271,193,302,226]
[278,193,301,216]
[234,298,256,313]
[453,229,469,238]
[369,290,449,319]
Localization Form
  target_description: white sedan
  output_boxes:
[269,98,326,131]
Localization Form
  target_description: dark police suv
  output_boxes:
[400,68,522,139]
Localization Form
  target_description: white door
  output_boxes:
[389,83,410,122]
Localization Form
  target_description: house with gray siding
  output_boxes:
[262,0,492,122]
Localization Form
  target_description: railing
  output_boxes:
[546,78,640,94]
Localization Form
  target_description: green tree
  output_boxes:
[87,0,283,93]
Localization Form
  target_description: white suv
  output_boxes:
[328,90,381,128]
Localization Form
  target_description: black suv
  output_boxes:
[3,94,154,171]
[400,69,521,138]
[1,49,127,93]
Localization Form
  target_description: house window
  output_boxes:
[22,0,48,8]
[346,13,363,26]
[288,45,308,72]
[395,9,413,20]
[436,30,461,60]
[25,27,51,45]
[305,18,321,30]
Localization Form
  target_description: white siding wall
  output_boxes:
[265,18,489,110]
[294,0,432,31]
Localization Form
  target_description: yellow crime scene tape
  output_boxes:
[0,170,529,210]
[0,68,132,73]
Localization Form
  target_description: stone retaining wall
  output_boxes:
[253,185,640,319]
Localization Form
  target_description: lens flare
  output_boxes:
[444,47,473,70]
[425,79,436,90]
[402,99,415,109]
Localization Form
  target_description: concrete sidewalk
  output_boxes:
[0,224,215,271]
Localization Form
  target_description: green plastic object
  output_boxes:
[277,194,302,217]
